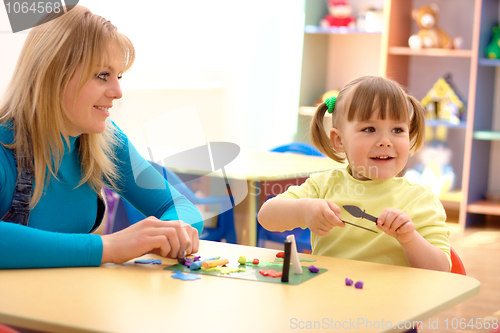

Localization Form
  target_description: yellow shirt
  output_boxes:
[277,167,451,267]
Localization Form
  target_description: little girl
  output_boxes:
[258,76,451,272]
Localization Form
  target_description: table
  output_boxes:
[0,241,480,333]
[162,148,342,246]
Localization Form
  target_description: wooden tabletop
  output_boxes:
[0,241,480,333]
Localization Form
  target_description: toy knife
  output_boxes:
[343,205,378,223]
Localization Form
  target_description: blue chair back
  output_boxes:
[257,142,321,252]
[111,161,236,243]
[271,142,323,156]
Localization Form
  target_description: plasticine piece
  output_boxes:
[238,255,246,265]
[276,251,285,258]
[201,258,229,268]
[355,281,364,289]
[134,259,161,264]
[286,235,303,275]
[308,265,319,273]
[252,259,259,265]
[345,278,354,286]
[189,257,218,270]
[259,269,283,278]
[281,240,291,282]
[171,271,201,281]
[193,256,201,262]
[184,257,193,267]
[135,259,153,264]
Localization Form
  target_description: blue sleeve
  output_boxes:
[112,128,203,235]
[0,222,102,269]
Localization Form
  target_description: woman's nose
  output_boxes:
[106,79,123,100]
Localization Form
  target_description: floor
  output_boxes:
[418,221,500,332]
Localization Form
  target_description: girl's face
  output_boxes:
[63,50,123,137]
[330,110,410,181]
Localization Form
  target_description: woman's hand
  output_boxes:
[100,217,199,264]
[304,199,344,236]
[377,208,416,244]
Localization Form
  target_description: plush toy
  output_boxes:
[408,3,463,50]
[320,0,356,29]
[404,141,455,195]
[486,24,500,59]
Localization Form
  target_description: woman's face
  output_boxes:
[63,51,123,136]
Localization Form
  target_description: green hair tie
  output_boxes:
[325,96,336,114]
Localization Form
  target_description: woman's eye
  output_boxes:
[362,127,375,133]
[96,72,110,81]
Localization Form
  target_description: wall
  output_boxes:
[0,0,306,151]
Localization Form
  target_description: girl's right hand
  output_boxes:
[100,217,199,264]
[304,199,344,236]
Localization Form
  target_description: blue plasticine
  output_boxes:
[189,257,218,270]
[171,271,201,281]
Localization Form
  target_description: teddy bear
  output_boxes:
[408,3,463,50]
[320,0,356,29]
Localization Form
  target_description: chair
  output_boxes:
[0,323,21,333]
[102,187,120,235]
[450,247,466,275]
[270,142,323,157]
[109,161,237,243]
[256,142,322,253]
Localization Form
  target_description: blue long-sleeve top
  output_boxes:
[0,123,203,269]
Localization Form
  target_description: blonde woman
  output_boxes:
[0,6,202,269]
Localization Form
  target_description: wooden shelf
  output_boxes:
[298,106,331,118]
[467,200,500,216]
[426,120,467,128]
[304,25,381,35]
[478,58,500,67]
[388,47,473,58]
[473,131,500,141]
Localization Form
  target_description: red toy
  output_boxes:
[320,0,356,28]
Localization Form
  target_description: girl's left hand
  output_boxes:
[376,208,416,244]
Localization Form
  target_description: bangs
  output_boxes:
[346,77,410,123]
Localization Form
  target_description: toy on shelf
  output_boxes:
[486,24,500,59]
[320,0,355,29]
[408,3,463,50]
[421,73,465,124]
[405,140,456,196]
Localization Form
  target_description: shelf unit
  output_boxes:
[381,0,500,229]
[295,0,383,143]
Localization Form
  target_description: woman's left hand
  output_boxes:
[376,208,416,244]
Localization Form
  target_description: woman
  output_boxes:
[0,5,202,269]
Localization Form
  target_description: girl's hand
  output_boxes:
[376,208,415,243]
[100,217,199,264]
[304,199,344,236]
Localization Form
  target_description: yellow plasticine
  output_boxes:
[201,266,246,275]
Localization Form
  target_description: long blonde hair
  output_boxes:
[310,76,426,163]
[0,5,135,207]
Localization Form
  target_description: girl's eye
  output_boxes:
[393,127,404,133]
[362,127,375,133]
